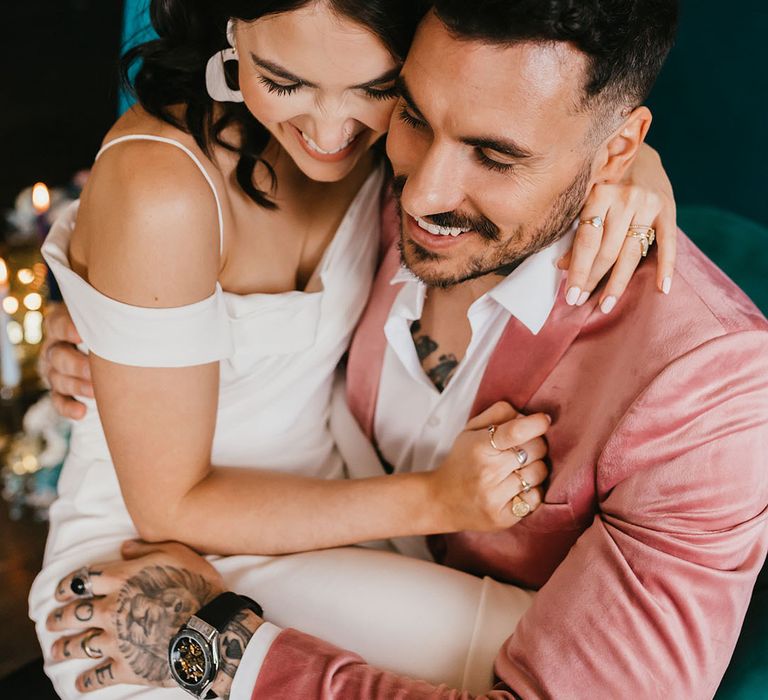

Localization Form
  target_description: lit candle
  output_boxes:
[32,182,51,239]
[0,258,22,393]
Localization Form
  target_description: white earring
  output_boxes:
[206,20,244,103]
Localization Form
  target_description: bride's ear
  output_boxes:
[592,106,653,184]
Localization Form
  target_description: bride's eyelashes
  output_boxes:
[259,75,302,96]
[259,75,397,101]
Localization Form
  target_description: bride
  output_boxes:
[31,1,677,697]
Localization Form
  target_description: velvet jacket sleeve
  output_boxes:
[250,331,768,700]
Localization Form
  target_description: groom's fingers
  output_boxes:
[47,597,110,632]
[55,566,113,603]
[50,629,111,664]
[75,659,124,694]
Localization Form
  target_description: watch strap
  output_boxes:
[194,592,263,633]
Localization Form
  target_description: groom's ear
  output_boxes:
[591,106,653,184]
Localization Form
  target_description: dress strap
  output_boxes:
[95,135,225,255]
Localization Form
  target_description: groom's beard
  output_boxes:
[391,164,591,288]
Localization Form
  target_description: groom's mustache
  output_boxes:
[391,175,501,242]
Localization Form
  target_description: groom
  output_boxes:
[45,0,768,697]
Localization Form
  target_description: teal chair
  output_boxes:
[680,207,768,700]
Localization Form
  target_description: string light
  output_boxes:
[23,293,43,311]
[17,269,35,285]
[2,297,18,314]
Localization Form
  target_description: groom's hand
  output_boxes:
[47,541,262,696]
[41,301,92,420]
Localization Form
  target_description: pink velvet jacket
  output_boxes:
[252,194,768,699]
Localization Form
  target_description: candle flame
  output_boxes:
[32,182,51,214]
[0,259,7,285]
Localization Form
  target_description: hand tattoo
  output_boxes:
[218,612,253,679]
[75,602,94,622]
[113,566,215,683]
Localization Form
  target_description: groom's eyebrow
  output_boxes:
[396,76,535,159]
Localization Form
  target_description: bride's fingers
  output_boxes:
[655,203,677,294]
[514,437,548,466]
[466,401,519,431]
[499,460,549,502]
[50,629,111,664]
[564,199,611,305]
[578,205,635,300]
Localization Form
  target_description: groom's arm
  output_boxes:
[236,331,768,699]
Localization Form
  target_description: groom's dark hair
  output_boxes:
[431,0,679,109]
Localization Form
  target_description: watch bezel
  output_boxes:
[168,625,219,699]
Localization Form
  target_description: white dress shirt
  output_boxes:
[375,230,575,479]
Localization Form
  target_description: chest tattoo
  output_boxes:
[410,321,459,393]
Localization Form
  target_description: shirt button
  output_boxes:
[427,416,441,428]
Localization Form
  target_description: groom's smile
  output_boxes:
[386,10,604,288]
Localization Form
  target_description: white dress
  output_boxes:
[29,135,533,699]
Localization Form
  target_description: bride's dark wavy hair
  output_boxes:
[122,0,428,208]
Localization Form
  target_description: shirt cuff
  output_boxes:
[229,622,283,700]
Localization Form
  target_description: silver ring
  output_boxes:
[70,568,94,598]
[81,631,104,660]
[514,448,528,466]
[488,425,501,451]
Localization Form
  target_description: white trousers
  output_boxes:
[29,500,533,700]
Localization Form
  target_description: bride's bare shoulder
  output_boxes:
[72,106,222,307]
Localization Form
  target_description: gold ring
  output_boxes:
[579,216,604,229]
[511,496,532,518]
[488,425,501,451]
[81,631,104,660]
[626,226,656,257]
[517,474,532,494]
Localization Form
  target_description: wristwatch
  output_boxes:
[168,592,263,699]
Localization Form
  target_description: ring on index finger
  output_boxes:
[488,425,501,451]
[70,568,94,598]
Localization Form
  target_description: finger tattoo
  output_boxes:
[95,663,115,685]
[75,602,94,622]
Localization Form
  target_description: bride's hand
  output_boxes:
[429,402,551,533]
[561,143,677,313]
[40,302,92,420]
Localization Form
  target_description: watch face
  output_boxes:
[169,629,215,693]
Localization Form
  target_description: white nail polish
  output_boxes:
[566,287,581,306]
[601,296,617,314]
[662,277,672,295]
[577,291,590,306]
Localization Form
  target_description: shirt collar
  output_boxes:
[390,223,576,335]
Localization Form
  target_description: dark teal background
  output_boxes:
[647,3,768,228]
